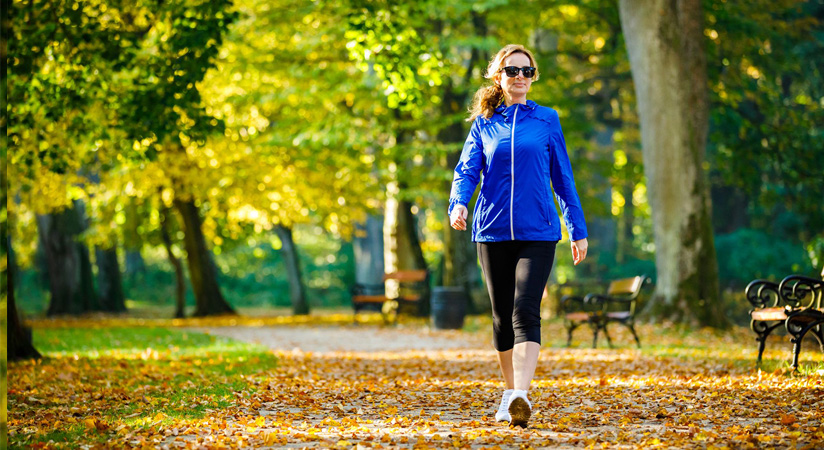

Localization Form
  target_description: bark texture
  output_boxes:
[618,0,724,327]
[160,204,187,318]
[353,215,385,287]
[275,225,310,315]
[6,284,41,362]
[37,202,99,316]
[174,199,234,317]
[5,234,41,361]
[384,183,430,316]
[96,246,126,312]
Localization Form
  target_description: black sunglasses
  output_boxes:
[500,66,536,78]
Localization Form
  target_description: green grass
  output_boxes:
[33,326,265,358]
[12,327,277,448]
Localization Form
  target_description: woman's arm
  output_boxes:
[448,119,484,223]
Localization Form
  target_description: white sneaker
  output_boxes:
[508,389,532,428]
[494,389,514,422]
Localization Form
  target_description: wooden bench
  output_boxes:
[351,269,429,324]
[747,269,823,370]
[561,275,651,348]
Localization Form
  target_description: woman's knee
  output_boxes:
[512,301,542,342]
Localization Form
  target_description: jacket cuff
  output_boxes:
[570,230,588,242]
[448,198,464,216]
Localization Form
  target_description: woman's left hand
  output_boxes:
[571,238,588,266]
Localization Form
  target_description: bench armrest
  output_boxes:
[745,279,781,309]
[562,295,602,313]
[778,275,824,309]
[585,293,635,307]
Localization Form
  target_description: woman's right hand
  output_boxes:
[450,205,468,231]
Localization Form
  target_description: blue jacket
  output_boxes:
[448,100,588,243]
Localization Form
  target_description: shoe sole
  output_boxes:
[508,397,531,428]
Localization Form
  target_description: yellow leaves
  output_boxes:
[84,418,109,432]
[11,318,824,449]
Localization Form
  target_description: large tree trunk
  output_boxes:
[5,235,41,361]
[353,215,385,287]
[160,203,187,318]
[96,246,126,312]
[586,128,617,273]
[384,186,430,316]
[37,201,99,316]
[275,225,310,315]
[385,115,431,316]
[6,277,42,362]
[124,202,147,281]
[173,198,234,317]
[619,0,724,327]
[125,250,146,280]
[616,176,636,264]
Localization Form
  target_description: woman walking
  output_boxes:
[448,44,589,428]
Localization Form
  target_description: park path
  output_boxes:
[185,323,590,449]
[166,323,823,449]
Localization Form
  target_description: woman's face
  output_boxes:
[496,52,533,101]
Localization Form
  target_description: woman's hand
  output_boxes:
[450,205,468,231]
[571,238,588,266]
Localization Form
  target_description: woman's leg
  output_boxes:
[513,342,541,390]
[511,241,556,391]
[477,242,519,387]
[496,350,514,389]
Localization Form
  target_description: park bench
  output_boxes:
[351,269,429,325]
[747,268,823,370]
[561,275,651,348]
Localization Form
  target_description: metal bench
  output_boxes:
[748,269,823,370]
[351,269,429,325]
[562,275,651,348]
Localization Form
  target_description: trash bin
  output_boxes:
[430,286,467,330]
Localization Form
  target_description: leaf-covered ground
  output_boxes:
[9,313,824,449]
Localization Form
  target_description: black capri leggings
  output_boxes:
[477,240,557,351]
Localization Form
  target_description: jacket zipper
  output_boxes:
[510,106,518,240]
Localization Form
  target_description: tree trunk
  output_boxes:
[5,235,41,361]
[160,203,187,318]
[618,0,724,327]
[384,187,430,316]
[124,201,147,281]
[96,246,126,312]
[586,128,617,276]
[275,225,310,315]
[37,201,99,316]
[125,250,146,280]
[173,198,234,317]
[7,284,42,362]
[353,215,385,287]
[616,178,636,264]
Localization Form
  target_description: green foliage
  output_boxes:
[707,0,824,239]
[119,0,238,146]
[715,228,814,288]
[16,224,356,316]
[8,0,823,317]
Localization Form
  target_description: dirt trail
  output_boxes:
[193,324,480,354]
[170,324,823,449]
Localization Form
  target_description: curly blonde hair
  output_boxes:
[467,44,540,122]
